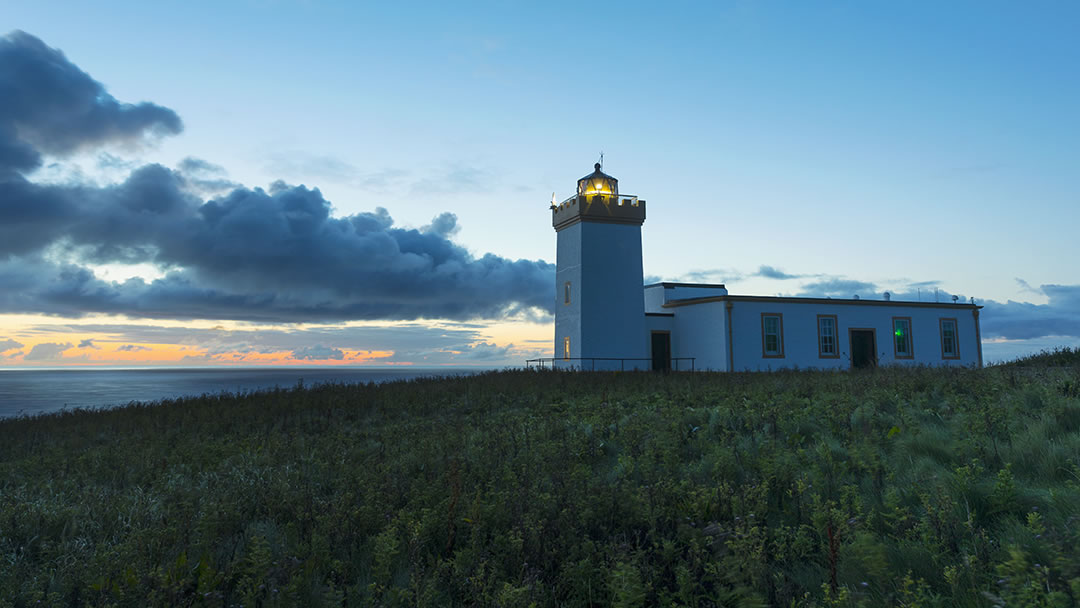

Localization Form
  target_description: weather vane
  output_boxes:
[598,151,604,170]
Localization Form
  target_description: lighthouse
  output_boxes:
[551,163,648,369]
[533,163,985,373]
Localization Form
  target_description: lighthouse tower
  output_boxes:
[551,163,647,369]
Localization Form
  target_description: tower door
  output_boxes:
[849,329,877,370]
[651,332,671,372]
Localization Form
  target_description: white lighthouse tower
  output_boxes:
[551,163,648,369]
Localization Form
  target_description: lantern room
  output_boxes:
[577,163,618,197]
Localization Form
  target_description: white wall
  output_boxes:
[723,299,980,371]
[666,284,728,300]
[555,221,648,370]
[644,284,728,313]
[644,285,667,313]
[671,301,728,371]
[553,222,582,363]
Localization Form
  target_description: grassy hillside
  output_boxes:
[2,359,1080,607]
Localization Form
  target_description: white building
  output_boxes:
[546,164,983,371]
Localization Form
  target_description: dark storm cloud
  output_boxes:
[0,31,553,323]
[0,30,181,175]
[0,180,554,320]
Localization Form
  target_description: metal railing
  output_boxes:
[557,193,640,206]
[525,357,696,372]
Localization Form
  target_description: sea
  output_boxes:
[0,367,490,419]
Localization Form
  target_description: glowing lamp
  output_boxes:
[577,162,618,198]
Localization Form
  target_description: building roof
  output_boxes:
[662,293,982,310]
[645,282,727,289]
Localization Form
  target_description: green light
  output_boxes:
[895,329,904,337]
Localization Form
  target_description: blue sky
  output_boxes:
[1,0,1079,366]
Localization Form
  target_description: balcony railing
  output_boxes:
[525,357,696,372]
[555,193,640,207]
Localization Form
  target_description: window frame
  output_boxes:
[760,312,785,358]
[892,316,914,359]
[817,314,840,359]
[940,317,960,360]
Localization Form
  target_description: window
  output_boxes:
[817,315,839,358]
[893,317,913,359]
[940,318,959,359]
[564,281,571,305]
[761,313,784,358]
[563,336,571,361]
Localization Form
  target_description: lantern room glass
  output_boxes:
[577,163,618,197]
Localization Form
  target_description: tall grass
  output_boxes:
[1,364,1079,606]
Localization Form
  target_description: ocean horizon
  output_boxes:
[0,366,495,419]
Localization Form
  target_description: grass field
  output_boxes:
[2,350,1080,606]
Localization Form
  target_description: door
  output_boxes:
[849,329,877,369]
[651,332,671,372]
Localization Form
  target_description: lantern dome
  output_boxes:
[577,163,618,197]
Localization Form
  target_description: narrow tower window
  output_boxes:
[940,318,959,359]
[893,317,913,359]
[564,281,571,305]
[563,336,571,361]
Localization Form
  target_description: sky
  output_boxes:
[1,0,1079,367]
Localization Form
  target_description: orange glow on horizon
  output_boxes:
[0,314,553,367]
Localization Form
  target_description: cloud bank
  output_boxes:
[0,30,554,323]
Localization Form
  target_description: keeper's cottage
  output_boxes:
[547,163,983,371]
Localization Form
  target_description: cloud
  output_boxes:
[117,344,151,352]
[176,156,238,194]
[423,212,460,238]
[1014,278,1043,296]
[755,265,803,280]
[178,157,225,175]
[292,344,345,360]
[22,322,520,365]
[797,278,879,298]
[0,30,181,176]
[411,164,490,195]
[0,338,22,353]
[77,338,98,349]
[0,31,554,324]
[667,268,744,284]
[980,284,1080,341]
[24,342,72,360]
[263,151,363,184]
[445,341,514,361]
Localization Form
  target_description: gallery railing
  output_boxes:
[524,357,696,372]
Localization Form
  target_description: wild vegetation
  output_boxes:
[2,352,1080,607]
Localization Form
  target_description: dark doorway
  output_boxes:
[849,329,877,369]
[651,332,671,372]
